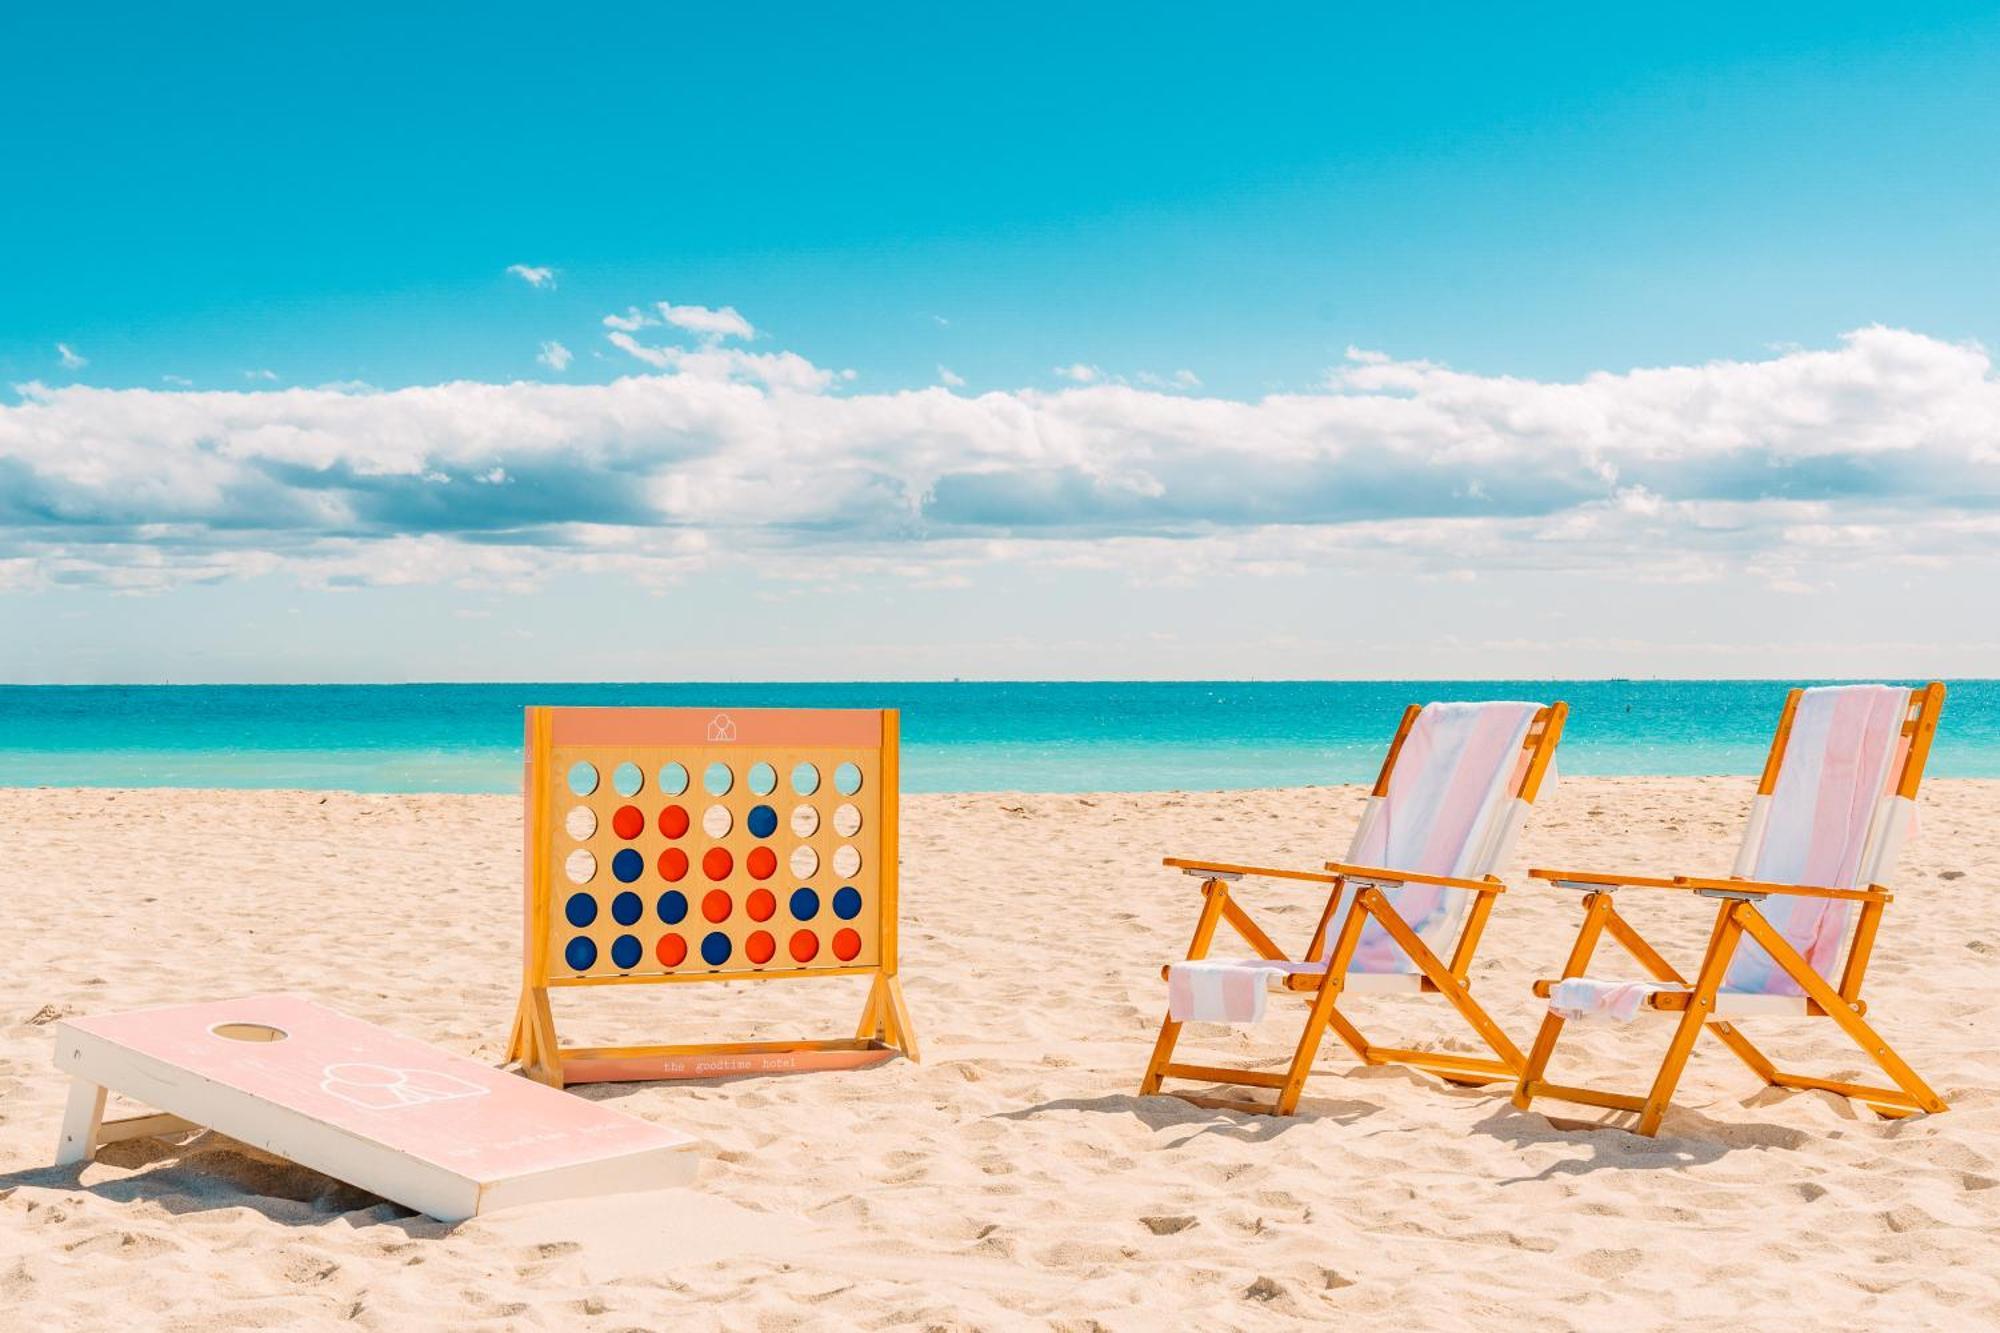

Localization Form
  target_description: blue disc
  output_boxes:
[791,762,820,795]
[612,761,644,796]
[746,804,778,838]
[610,934,642,970]
[833,886,863,920]
[657,889,688,924]
[611,848,644,882]
[833,762,863,795]
[789,887,820,920]
[611,891,643,926]
[747,761,777,794]
[658,761,689,795]
[563,893,598,928]
[703,761,734,795]
[564,936,598,971]
[566,762,599,796]
[700,931,732,966]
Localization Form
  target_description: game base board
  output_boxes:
[558,1038,899,1084]
[54,993,698,1221]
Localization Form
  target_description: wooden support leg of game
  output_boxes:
[506,706,920,1087]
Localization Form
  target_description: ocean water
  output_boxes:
[0,681,1994,794]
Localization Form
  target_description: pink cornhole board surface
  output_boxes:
[52,994,698,1221]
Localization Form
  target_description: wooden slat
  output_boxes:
[1161,857,1342,885]
[1159,1063,1290,1090]
[95,1111,202,1145]
[1361,1048,1512,1077]
[1767,1072,1921,1107]
[547,964,879,988]
[1520,1081,1649,1113]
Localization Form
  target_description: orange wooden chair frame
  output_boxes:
[1140,701,1567,1115]
[1513,683,1947,1136]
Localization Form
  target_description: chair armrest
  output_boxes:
[1527,867,1892,905]
[1675,875,1890,904]
[1321,861,1502,894]
[1527,868,1688,891]
[1162,857,1342,885]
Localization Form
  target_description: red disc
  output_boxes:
[788,930,819,963]
[832,928,862,961]
[611,805,645,840]
[746,930,776,964]
[657,805,690,839]
[746,888,776,921]
[656,933,687,967]
[657,848,688,882]
[746,847,777,881]
[702,847,733,880]
[702,889,732,923]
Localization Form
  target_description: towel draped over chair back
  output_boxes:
[1722,684,1911,996]
[1326,701,1542,973]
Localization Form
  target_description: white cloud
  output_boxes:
[603,306,653,332]
[537,341,573,372]
[244,369,278,382]
[603,302,754,342]
[656,301,755,342]
[57,343,87,370]
[162,374,193,388]
[938,366,966,388]
[506,264,556,289]
[1055,362,1102,383]
[0,325,1995,599]
[1137,369,1202,391]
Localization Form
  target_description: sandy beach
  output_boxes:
[1,776,1995,1328]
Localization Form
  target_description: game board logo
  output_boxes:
[320,1062,490,1111]
[706,712,738,742]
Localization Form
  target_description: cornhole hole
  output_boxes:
[51,994,698,1221]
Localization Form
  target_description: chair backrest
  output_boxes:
[1721,683,1946,996]
[1320,700,1564,973]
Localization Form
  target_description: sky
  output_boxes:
[3,4,1999,682]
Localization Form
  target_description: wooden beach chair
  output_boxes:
[1139,700,1566,1115]
[1512,682,1947,1137]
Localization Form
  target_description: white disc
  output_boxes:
[832,803,862,837]
[564,806,598,840]
[563,849,597,884]
[790,804,820,837]
[702,803,734,838]
[789,845,819,879]
[832,844,861,877]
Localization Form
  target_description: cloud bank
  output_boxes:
[2,324,1995,593]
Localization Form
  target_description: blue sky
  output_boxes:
[4,5,1999,681]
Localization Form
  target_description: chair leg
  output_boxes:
[1598,905,1780,1084]
[1357,888,1525,1074]
[1275,893,1371,1114]
[1514,890,1615,1111]
[1635,903,1746,1136]
[1140,878,1233,1097]
[1735,907,1947,1116]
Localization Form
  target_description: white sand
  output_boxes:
[2,778,1996,1327]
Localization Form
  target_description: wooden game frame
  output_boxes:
[507,705,918,1087]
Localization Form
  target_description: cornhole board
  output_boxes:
[51,994,698,1222]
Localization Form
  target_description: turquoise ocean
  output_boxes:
[0,681,1994,794]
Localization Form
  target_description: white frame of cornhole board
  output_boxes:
[507,705,919,1087]
[52,993,698,1221]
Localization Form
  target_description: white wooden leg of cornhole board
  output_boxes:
[52,994,697,1222]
